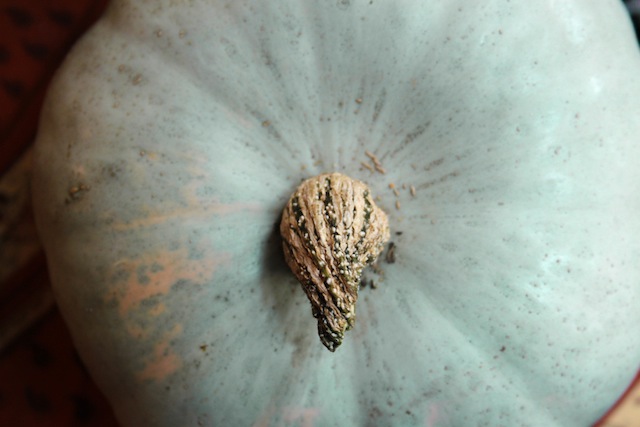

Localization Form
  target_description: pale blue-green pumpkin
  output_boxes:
[32,0,640,425]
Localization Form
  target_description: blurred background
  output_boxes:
[628,0,640,31]
[0,1,639,426]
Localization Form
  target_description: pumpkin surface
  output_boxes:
[32,1,640,426]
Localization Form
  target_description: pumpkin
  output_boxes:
[32,0,640,426]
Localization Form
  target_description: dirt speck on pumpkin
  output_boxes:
[65,183,91,204]
[363,150,386,174]
[385,242,396,264]
[369,406,383,419]
[360,277,378,290]
[360,259,385,291]
[361,161,373,171]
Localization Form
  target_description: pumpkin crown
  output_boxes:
[280,173,390,351]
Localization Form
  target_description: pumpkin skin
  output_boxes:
[32,0,640,426]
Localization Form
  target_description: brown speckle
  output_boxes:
[66,183,91,203]
[385,242,396,264]
[69,184,90,196]
[364,150,386,174]
[365,150,379,163]
[361,161,373,171]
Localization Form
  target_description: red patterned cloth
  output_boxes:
[0,311,118,426]
[0,0,117,425]
[0,0,107,173]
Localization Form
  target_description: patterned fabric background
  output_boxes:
[0,1,117,425]
[0,1,638,426]
[627,0,640,33]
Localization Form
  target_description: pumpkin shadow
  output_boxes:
[258,218,311,346]
[260,218,290,277]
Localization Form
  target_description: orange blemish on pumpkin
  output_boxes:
[111,202,261,231]
[103,153,263,231]
[137,324,183,382]
[147,302,167,317]
[138,149,160,161]
[124,324,149,340]
[282,407,321,427]
[179,177,264,217]
[110,245,228,316]
[110,176,263,231]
